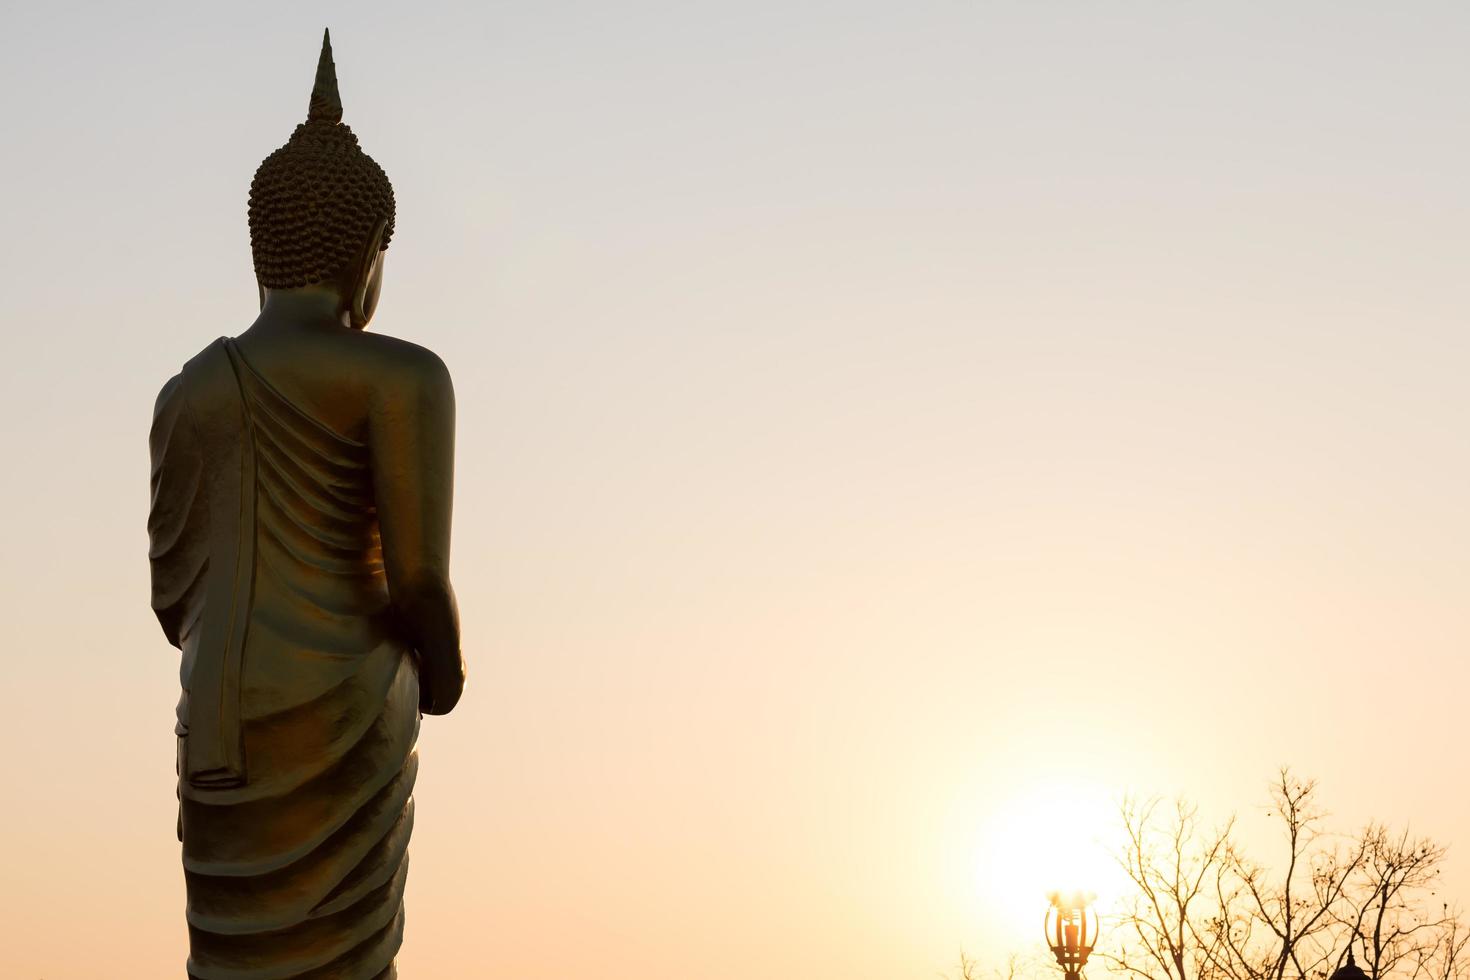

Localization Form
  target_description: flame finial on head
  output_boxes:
[307,28,343,123]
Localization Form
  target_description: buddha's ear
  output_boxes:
[349,217,390,330]
[257,281,265,311]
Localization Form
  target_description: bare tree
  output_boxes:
[1334,827,1454,980]
[1420,911,1470,980]
[947,949,982,980]
[1212,770,1366,980]
[1101,771,1462,980]
[944,950,1024,980]
[1104,796,1233,980]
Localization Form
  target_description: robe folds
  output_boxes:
[150,337,418,980]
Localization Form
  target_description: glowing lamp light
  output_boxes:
[1045,890,1098,980]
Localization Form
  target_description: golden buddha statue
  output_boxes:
[147,30,465,979]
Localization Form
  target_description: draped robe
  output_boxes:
[149,337,418,980]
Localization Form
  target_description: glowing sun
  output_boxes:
[972,781,1131,941]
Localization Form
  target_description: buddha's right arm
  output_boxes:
[370,349,465,715]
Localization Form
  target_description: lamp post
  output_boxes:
[1045,891,1098,980]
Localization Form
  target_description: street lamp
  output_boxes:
[1045,891,1098,980]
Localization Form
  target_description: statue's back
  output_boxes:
[148,31,463,979]
[151,334,420,978]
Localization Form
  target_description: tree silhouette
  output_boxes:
[1100,770,1468,980]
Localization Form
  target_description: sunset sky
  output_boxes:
[3,2,1470,977]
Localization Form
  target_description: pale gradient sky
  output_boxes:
[2,2,1469,977]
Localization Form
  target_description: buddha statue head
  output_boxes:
[248,29,395,329]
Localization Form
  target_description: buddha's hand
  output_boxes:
[417,649,466,716]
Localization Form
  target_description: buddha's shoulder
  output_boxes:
[338,331,453,393]
[153,337,229,408]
